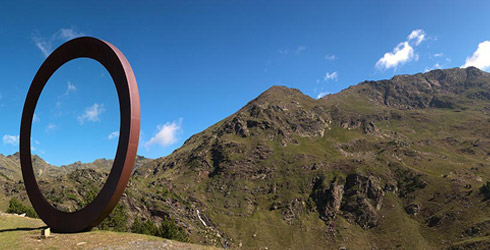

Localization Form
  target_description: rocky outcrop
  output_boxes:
[341,174,385,229]
[310,177,345,231]
[310,173,385,230]
[405,204,420,215]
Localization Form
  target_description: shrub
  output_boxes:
[131,219,159,236]
[6,197,38,218]
[97,203,129,232]
[130,216,188,242]
[158,216,188,242]
[480,181,490,200]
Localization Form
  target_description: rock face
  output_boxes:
[311,177,345,230]
[341,174,384,229]
[1,67,489,250]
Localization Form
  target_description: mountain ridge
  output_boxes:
[1,67,489,249]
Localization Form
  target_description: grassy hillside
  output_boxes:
[0,213,217,250]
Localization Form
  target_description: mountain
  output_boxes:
[0,155,151,212]
[1,67,489,249]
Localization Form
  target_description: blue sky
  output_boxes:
[1,1,490,166]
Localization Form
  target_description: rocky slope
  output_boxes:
[1,67,489,249]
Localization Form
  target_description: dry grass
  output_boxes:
[0,213,219,250]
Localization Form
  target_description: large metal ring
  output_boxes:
[20,37,140,232]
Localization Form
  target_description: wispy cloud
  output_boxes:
[424,63,442,72]
[324,72,338,81]
[59,28,84,40]
[63,81,76,96]
[278,45,307,56]
[462,41,490,70]
[408,29,426,46]
[108,131,119,140]
[325,54,337,60]
[316,91,330,99]
[32,28,85,57]
[375,29,426,70]
[45,123,57,133]
[33,35,51,58]
[295,45,306,54]
[33,114,40,123]
[2,135,19,146]
[145,119,183,149]
[78,103,105,124]
[278,49,289,55]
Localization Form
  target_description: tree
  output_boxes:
[158,216,189,242]
[130,216,188,242]
[6,197,38,218]
[97,203,129,232]
[480,181,490,200]
[131,218,159,236]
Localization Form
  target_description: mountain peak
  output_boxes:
[258,85,307,99]
[350,67,490,109]
[391,66,489,83]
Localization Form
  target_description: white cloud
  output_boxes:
[462,41,490,70]
[3,135,19,146]
[424,63,442,72]
[376,29,426,70]
[78,103,105,124]
[33,114,40,123]
[278,49,289,55]
[434,53,444,57]
[376,42,415,70]
[325,54,337,60]
[316,92,330,99]
[32,28,85,57]
[408,29,426,46]
[324,72,338,81]
[33,35,51,57]
[278,46,307,56]
[145,119,183,149]
[59,28,84,40]
[295,45,306,54]
[64,81,76,96]
[108,131,119,140]
[45,123,57,133]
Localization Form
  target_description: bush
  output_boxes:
[6,197,38,218]
[97,203,129,232]
[131,219,159,235]
[159,216,188,242]
[480,181,490,200]
[130,216,188,242]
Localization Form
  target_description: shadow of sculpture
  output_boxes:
[0,226,46,233]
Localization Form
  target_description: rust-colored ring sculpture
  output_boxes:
[20,37,140,233]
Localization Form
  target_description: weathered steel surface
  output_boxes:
[20,37,140,232]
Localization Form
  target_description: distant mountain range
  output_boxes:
[1,67,489,249]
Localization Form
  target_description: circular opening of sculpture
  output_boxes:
[31,58,119,213]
